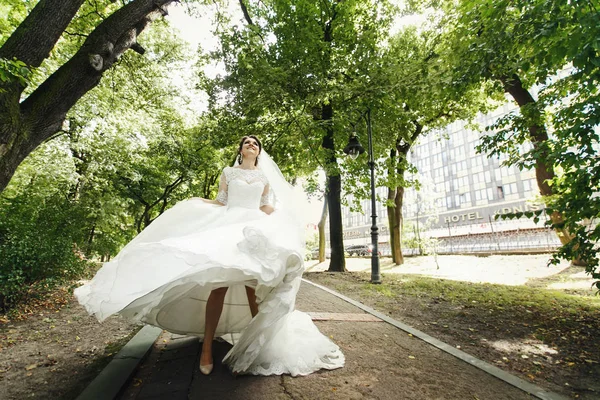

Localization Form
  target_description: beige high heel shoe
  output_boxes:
[199,362,213,375]
[199,350,214,375]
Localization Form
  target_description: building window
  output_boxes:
[459,192,471,204]
[497,186,504,199]
[523,179,536,192]
[504,182,518,195]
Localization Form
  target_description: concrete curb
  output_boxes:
[76,325,162,400]
[302,278,569,400]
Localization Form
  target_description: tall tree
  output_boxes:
[340,26,488,265]
[202,0,395,272]
[1,13,212,256]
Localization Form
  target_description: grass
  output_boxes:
[358,272,600,315]
[363,283,395,298]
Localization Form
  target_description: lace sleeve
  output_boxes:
[216,170,228,205]
[260,183,271,207]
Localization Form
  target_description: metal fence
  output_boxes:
[396,228,562,256]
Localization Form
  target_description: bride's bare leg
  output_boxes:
[201,287,228,366]
[245,286,259,318]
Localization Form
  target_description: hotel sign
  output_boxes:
[337,200,544,239]
[436,201,543,227]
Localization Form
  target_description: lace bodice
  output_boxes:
[216,167,271,209]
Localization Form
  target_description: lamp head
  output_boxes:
[343,135,365,160]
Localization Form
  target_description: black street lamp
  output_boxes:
[343,109,381,284]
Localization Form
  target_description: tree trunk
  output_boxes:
[0,0,85,69]
[318,195,328,263]
[387,119,421,264]
[86,223,96,254]
[394,186,405,263]
[68,129,89,201]
[132,174,184,232]
[387,147,403,265]
[387,187,404,265]
[202,170,220,198]
[322,102,346,272]
[136,206,147,233]
[0,0,175,193]
[501,74,575,249]
[0,0,86,191]
[415,201,423,255]
[320,6,345,272]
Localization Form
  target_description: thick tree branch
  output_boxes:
[500,73,553,195]
[0,0,86,68]
[19,0,175,150]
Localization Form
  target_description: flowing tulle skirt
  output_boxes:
[74,198,344,376]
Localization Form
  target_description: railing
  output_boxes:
[398,228,562,256]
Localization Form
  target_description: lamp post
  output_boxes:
[343,109,381,284]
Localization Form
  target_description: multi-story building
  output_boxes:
[333,102,561,254]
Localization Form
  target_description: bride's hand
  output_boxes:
[260,205,275,215]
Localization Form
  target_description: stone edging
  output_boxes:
[75,325,162,400]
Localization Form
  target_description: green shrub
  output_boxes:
[0,193,87,311]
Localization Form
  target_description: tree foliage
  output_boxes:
[0,5,224,310]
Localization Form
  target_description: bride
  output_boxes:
[74,135,344,376]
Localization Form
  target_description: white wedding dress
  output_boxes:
[75,166,344,376]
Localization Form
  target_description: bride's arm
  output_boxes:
[259,183,274,215]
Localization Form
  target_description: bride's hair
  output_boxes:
[237,135,262,166]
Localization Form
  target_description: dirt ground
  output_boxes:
[305,254,600,400]
[0,285,139,400]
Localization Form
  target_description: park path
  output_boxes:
[116,280,539,400]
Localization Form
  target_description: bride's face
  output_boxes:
[240,137,260,159]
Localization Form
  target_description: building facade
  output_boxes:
[334,102,561,253]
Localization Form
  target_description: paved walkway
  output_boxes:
[109,279,568,400]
